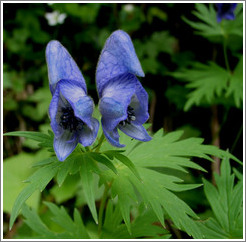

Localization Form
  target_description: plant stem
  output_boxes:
[211,105,221,184]
[98,183,110,237]
[223,38,230,72]
[231,123,243,153]
[95,133,105,152]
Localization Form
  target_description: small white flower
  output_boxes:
[123,4,134,13]
[45,10,67,26]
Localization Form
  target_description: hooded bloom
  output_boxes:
[96,30,152,147]
[46,40,99,161]
[216,3,237,22]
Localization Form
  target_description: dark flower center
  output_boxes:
[60,107,84,132]
[119,106,136,126]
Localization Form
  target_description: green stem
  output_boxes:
[223,38,230,72]
[98,183,110,237]
[231,123,243,153]
[95,133,105,152]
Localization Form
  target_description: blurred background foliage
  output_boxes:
[3,2,243,239]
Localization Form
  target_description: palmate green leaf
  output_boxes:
[100,129,241,238]
[9,161,62,230]
[198,155,243,239]
[22,202,90,239]
[183,4,221,38]
[183,3,243,49]
[171,62,232,111]
[102,200,170,239]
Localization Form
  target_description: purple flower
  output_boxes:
[216,3,237,22]
[46,40,99,161]
[96,30,152,147]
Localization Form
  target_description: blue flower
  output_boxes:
[96,30,152,147]
[216,3,237,22]
[46,40,99,161]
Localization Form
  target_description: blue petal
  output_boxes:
[96,30,144,97]
[118,123,152,142]
[49,86,66,138]
[129,80,150,125]
[57,79,94,128]
[99,73,137,131]
[78,118,99,146]
[46,40,87,94]
[223,12,235,20]
[102,73,137,109]
[54,130,78,161]
[102,119,125,148]
[99,97,126,131]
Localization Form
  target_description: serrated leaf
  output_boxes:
[32,157,57,167]
[113,153,141,181]
[172,62,230,111]
[226,56,243,108]
[9,161,62,229]
[3,131,50,142]
[22,204,55,238]
[183,3,243,50]
[9,184,37,230]
[51,174,80,204]
[102,129,241,239]
[44,202,77,232]
[22,202,90,239]
[199,155,243,238]
[3,152,40,214]
[79,154,98,224]
[103,199,122,231]
[111,171,138,234]
[4,131,54,150]
[89,152,118,175]
[102,201,170,239]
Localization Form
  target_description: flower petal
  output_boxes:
[78,118,99,146]
[99,97,126,131]
[48,86,66,138]
[102,73,137,108]
[46,40,87,94]
[99,73,138,131]
[57,79,94,128]
[54,130,78,161]
[96,30,144,97]
[130,80,150,125]
[102,119,125,148]
[118,123,152,142]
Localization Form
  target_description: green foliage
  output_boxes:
[198,155,243,239]
[21,203,90,239]
[102,200,171,239]
[134,31,177,75]
[3,3,243,239]
[4,129,241,238]
[3,152,41,213]
[171,59,243,110]
[183,3,243,50]
[226,56,243,108]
